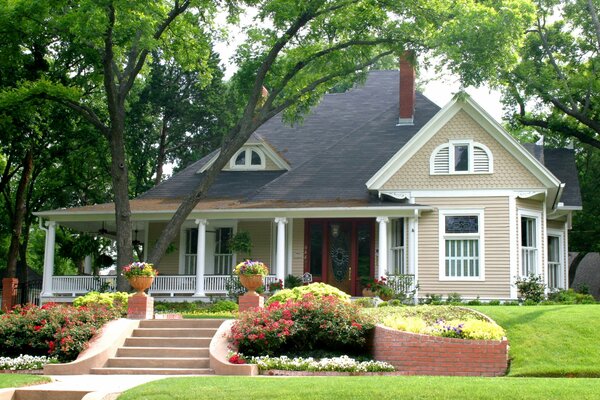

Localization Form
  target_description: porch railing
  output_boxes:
[387,274,416,295]
[50,274,278,297]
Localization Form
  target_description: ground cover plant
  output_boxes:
[0,375,50,389]
[249,355,394,372]
[267,283,351,304]
[154,299,238,319]
[365,305,505,340]
[0,355,57,370]
[118,376,600,400]
[0,303,120,362]
[471,305,600,377]
[230,293,373,356]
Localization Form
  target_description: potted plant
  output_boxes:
[268,279,284,293]
[123,261,158,296]
[228,231,253,258]
[234,260,269,296]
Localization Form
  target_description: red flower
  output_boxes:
[34,325,42,331]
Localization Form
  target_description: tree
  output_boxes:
[0,0,535,290]
[500,0,600,149]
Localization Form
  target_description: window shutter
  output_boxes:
[433,146,450,174]
[473,146,490,172]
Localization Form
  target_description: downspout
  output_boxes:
[551,183,565,211]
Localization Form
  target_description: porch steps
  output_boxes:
[90,319,224,375]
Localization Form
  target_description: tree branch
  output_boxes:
[517,115,600,149]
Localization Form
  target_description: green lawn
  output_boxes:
[471,305,600,377]
[0,374,50,389]
[118,376,600,400]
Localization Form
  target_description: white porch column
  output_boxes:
[40,221,56,297]
[275,217,288,282]
[193,219,207,297]
[376,217,389,278]
[84,255,92,275]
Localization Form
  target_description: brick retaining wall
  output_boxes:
[369,325,508,376]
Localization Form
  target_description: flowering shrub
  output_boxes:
[267,282,350,304]
[268,279,284,292]
[432,319,464,338]
[123,262,158,278]
[73,291,129,316]
[228,352,248,364]
[234,260,269,276]
[0,355,58,370]
[0,303,120,362]
[250,355,395,372]
[230,294,373,356]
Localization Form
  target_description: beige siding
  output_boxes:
[291,218,305,277]
[416,197,511,299]
[382,111,544,190]
[547,220,565,230]
[237,221,272,266]
[147,222,180,274]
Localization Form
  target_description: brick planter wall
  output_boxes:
[369,325,508,376]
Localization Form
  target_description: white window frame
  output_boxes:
[230,147,266,170]
[388,218,407,275]
[430,140,493,175]
[438,209,485,281]
[178,220,237,275]
[518,209,542,277]
[547,229,565,290]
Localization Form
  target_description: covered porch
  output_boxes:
[35,205,428,302]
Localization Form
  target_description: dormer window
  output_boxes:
[430,140,493,175]
[230,147,265,170]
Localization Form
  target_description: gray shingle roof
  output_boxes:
[139,70,581,208]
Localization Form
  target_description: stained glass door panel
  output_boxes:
[326,222,352,294]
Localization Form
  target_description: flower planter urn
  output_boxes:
[239,274,263,296]
[362,288,375,297]
[128,276,155,297]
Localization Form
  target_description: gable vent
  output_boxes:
[473,146,490,173]
[433,146,450,174]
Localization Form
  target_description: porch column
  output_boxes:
[275,217,287,282]
[376,217,389,278]
[193,219,207,297]
[84,255,92,275]
[40,221,56,297]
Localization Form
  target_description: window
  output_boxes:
[439,210,484,280]
[230,147,265,170]
[547,235,563,290]
[184,228,198,275]
[214,227,233,275]
[390,219,405,275]
[431,140,492,175]
[520,215,539,276]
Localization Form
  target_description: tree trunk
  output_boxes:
[108,118,133,291]
[154,114,168,185]
[6,150,33,279]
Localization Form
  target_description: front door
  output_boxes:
[304,219,374,296]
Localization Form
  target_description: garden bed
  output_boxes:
[260,370,404,376]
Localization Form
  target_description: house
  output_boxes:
[34,61,582,302]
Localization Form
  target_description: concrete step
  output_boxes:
[131,327,217,338]
[116,346,209,358]
[140,319,225,329]
[13,389,91,400]
[125,337,211,348]
[90,367,214,375]
[106,356,210,368]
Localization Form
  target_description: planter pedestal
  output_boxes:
[128,293,154,320]
[239,293,264,313]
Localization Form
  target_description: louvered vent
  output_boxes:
[473,146,490,172]
[433,146,450,174]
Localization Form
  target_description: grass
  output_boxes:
[471,305,600,377]
[118,376,600,400]
[0,374,50,389]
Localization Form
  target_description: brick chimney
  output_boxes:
[398,51,415,126]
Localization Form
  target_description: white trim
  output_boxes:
[509,195,518,299]
[547,228,565,290]
[143,221,149,261]
[379,189,547,199]
[429,140,494,175]
[542,199,548,290]
[366,94,561,190]
[198,142,290,174]
[286,218,293,276]
[229,147,266,170]
[178,220,198,275]
[517,209,543,277]
[412,210,419,303]
[438,209,485,282]
[563,221,570,289]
